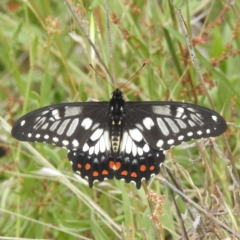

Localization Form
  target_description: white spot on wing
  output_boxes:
[64,106,82,117]
[164,118,179,133]
[206,129,210,134]
[157,139,164,148]
[20,120,26,126]
[212,115,217,122]
[53,137,59,142]
[99,135,106,153]
[41,123,49,129]
[175,119,187,129]
[44,135,49,139]
[143,117,154,130]
[137,147,143,156]
[57,119,71,135]
[178,135,184,141]
[167,139,174,145]
[36,134,40,138]
[132,141,137,157]
[125,135,132,154]
[62,140,69,146]
[50,120,61,131]
[120,131,128,152]
[157,118,169,136]
[175,107,184,118]
[28,133,32,138]
[52,109,60,119]
[81,118,93,130]
[191,114,203,126]
[143,144,150,153]
[152,105,171,115]
[89,146,94,155]
[95,141,99,155]
[129,129,143,142]
[103,131,110,151]
[66,118,79,136]
[72,139,79,147]
[188,119,196,127]
[90,128,103,141]
[187,132,193,137]
[197,130,202,135]
[83,143,89,152]
[33,117,47,129]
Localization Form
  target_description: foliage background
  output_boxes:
[0,0,240,239]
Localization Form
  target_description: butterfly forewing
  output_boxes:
[11,102,109,149]
[124,101,227,151]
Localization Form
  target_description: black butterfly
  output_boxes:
[11,89,227,188]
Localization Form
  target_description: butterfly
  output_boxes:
[11,88,227,188]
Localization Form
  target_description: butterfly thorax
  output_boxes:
[109,89,125,153]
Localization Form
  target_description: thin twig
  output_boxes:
[65,0,114,83]
[103,0,117,86]
[168,186,189,240]
[176,8,214,109]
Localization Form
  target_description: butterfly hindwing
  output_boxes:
[68,130,114,187]
[114,125,165,189]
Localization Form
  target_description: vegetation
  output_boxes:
[0,0,240,239]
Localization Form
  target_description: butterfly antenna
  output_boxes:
[65,0,115,85]
[89,64,114,88]
[119,63,145,90]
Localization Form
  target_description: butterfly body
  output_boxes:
[109,89,125,153]
[12,89,227,188]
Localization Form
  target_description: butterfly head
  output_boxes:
[112,89,124,100]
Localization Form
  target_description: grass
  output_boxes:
[1,0,240,239]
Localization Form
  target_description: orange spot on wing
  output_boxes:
[85,163,91,170]
[131,172,137,178]
[149,165,155,171]
[115,162,121,170]
[93,171,99,177]
[109,161,121,170]
[102,170,109,175]
[109,161,115,169]
[140,165,146,172]
[77,163,82,169]
[121,170,128,176]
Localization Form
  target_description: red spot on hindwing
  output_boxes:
[131,172,137,178]
[149,165,155,171]
[109,160,121,171]
[102,170,109,175]
[121,170,128,176]
[85,163,91,170]
[140,165,146,172]
[115,162,121,170]
[109,160,115,169]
